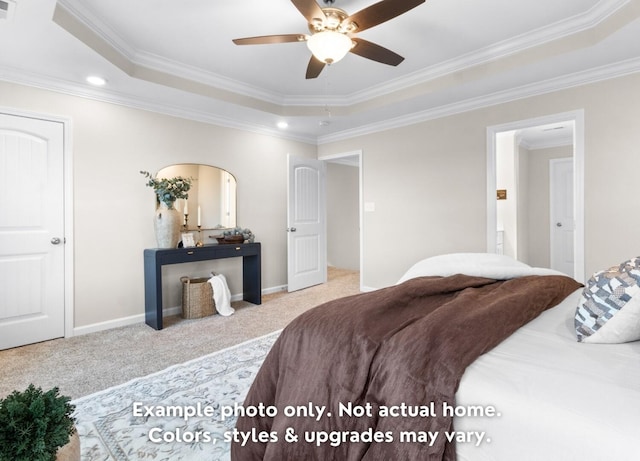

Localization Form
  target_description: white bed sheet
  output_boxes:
[455,289,640,461]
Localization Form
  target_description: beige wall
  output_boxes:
[326,162,359,270]
[319,72,640,287]
[525,145,573,269]
[0,81,316,329]
[3,70,640,328]
[321,116,489,288]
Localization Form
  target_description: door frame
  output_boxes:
[1,106,74,338]
[486,110,585,282]
[318,150,364,291]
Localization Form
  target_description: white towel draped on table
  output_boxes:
[207,273,234,316]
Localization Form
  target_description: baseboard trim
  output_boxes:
[263,284,287,295]
[73,313,147,337]
[72,286,288,337]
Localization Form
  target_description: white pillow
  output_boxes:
[575,258,640,343]
[397,253,563,284]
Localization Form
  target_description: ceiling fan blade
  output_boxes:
[291,0,326,24]
[306,56,326,79]
[345,0,425,33]
[232,34,306,45]
[350,38,404,66]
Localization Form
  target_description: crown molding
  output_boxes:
[133,52,285,105]
[317,56,640,144]
[6,0,640,148]
[55,0,135,61]
[55,0,288,105]
[2,55,639,147]
[323,0,631,107]
[0,65,317,145]
[55,0,630,108]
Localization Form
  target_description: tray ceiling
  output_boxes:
[0,0,639,143]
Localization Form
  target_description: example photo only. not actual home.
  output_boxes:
[1,1,640,460]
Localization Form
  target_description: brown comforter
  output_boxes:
[231,274,581,460]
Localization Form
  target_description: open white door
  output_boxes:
[287,155,327,292]
[550,158,574,277]
[0,113,66,349]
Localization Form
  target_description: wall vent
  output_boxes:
[0,0,16,21]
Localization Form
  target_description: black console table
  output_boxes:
[144,242,261,330]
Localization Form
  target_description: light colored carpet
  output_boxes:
[0,267,360,400]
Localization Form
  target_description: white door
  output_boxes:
[287,155,327,292]
[0,113,66,349]
[550,158,574,277]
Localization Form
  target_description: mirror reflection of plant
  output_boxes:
[140,170,192,207]
[0,384,76,461]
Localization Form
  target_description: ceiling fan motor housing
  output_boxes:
[308,7,355,34]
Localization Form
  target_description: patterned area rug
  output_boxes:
[72,331,280,461]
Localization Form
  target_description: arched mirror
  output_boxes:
[157,164,237,230]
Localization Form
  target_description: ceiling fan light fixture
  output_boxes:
[307,30,353,64]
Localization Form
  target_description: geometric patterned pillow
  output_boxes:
[575,257,640,343]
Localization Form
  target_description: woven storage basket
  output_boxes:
[180,276,216,319]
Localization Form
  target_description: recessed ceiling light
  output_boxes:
[86,75,107,86]
[277,121,288,129]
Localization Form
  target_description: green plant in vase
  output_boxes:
[140,170,192,208]
[0,384,76,461]
[141,170,194,248]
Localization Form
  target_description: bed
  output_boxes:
[232,254,640,460]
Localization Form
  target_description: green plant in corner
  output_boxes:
[0,384,76,461]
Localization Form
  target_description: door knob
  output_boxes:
[51,237,62,244]
[556,222,563,227]
[287,227,297,232]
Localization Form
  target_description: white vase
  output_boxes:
[154,202,181,248]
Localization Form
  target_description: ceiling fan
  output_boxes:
[232,0,425,79]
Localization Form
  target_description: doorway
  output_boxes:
[487,111,585,282]
[320,150,363,290]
